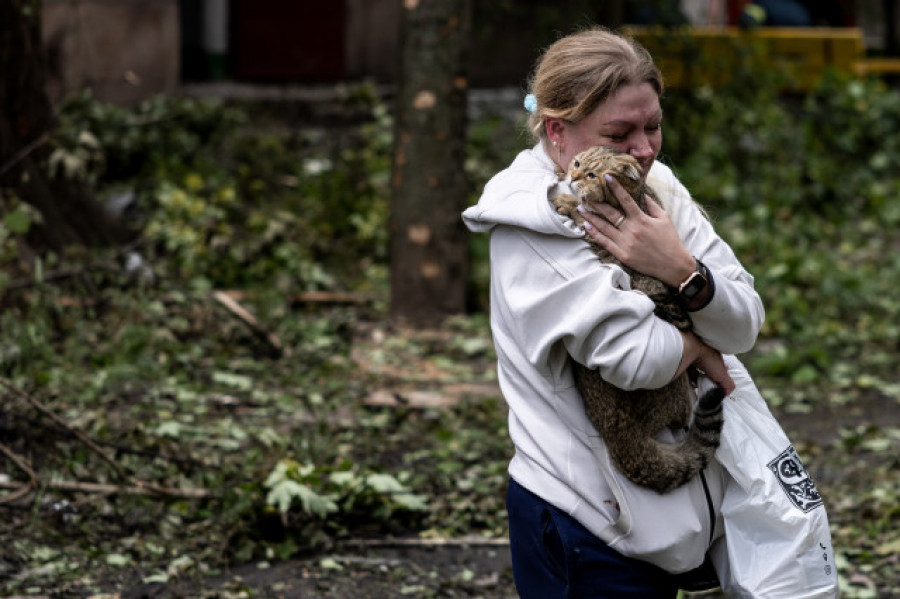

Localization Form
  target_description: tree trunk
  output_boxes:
[389,0,472,326]
[0,0,120,253]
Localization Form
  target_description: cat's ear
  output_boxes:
[623,164,641,182]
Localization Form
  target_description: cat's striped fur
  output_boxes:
[553,145,725,494]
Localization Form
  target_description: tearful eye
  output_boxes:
[587,173,597,179]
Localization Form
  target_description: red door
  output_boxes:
[231,0,346,81]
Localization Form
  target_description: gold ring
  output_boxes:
[614,215,626,228]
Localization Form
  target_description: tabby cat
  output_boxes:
[552,145,725,494]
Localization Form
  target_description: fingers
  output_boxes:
[696,348,735,395]
[581,203,625,230]
[604,175,641,217]
[644,195,665,217]
[722,377,736,395]
[578,206,619,246]
[707,367,736,395]
[583,175,656,229]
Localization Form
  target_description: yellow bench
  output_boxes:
[854,58,900,76]
[624,26,890,90]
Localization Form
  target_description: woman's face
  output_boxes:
[547,82,662,177]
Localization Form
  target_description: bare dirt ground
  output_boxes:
[119,540,516,598]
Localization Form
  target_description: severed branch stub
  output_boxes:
[213,290,284,358]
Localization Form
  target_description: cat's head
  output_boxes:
[566,146,643,208]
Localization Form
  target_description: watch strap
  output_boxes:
[683,259,715,312]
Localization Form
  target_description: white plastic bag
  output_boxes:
[709,356,839,598]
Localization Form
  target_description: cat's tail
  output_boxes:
[612,386,726,494]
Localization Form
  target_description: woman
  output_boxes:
[462,28,765,597]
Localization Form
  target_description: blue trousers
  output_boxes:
[506,478,679,599]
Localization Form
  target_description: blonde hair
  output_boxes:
[526,27,663,143]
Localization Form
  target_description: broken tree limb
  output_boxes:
[0,377,128,481]
[0,479,212,499]
[0,378,216,504]
[362,382,502,409]
[212,290,284,358]
[2,239,145,294]
[0,441,38,504]
[291,290,373,305]
[343,535,510,548]
[0,483,34,505]
[0,131,50,178]
[0,441,37,483]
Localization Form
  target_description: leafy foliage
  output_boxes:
[0,67,898,597]
[665,73,900,390]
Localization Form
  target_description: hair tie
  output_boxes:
[523,93,538,114]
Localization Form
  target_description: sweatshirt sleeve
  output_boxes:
[490,226,684,391]
[651,165,765,354]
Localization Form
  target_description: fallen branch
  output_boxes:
[0,441,37,483]
[291,290,373,305]
[3,239,145,293]
[0,479,212,499]
[343,535,510,548]
[213,290,284,358]
[0,441,38,505]
[362,382,502,409]
[0,379,219,505]
[0,408,208,470]
[0,131,50,178]
[3,265,105,292]
[0,377,128,481]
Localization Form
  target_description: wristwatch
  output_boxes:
[677,259,710,302]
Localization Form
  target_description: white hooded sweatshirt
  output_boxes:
[462,143,765,573]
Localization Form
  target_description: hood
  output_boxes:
[462,142,675,236]
[462,143,583,238]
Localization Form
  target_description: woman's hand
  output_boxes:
[677,331,735,394]
[578,175,695,288]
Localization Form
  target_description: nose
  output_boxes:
[629,135,654,160]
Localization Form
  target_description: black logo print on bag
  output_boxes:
[767,445,823,513]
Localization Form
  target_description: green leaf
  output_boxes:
[401,585,428,595]
[365,473,406,493]
[3,208,31,234]
[155,421,183,438]
[875,536,900,555]
[860,437,893,452]
[393,493,428,511]
[212,371,253,390]
[105,553,131,567]
[143,571,170,584]
[319,557,344,570]
[255,427,285,448]
[364,473,427,511]
[791,364,819,385]
[330,471,358,487]
[265,480,338,518]
[166,554,195,575]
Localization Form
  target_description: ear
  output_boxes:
[544,117,565,145]
[623,164,641,182]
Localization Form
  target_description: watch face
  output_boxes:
[681,273,707,299]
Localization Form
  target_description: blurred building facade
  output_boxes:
[41,0,899,107]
